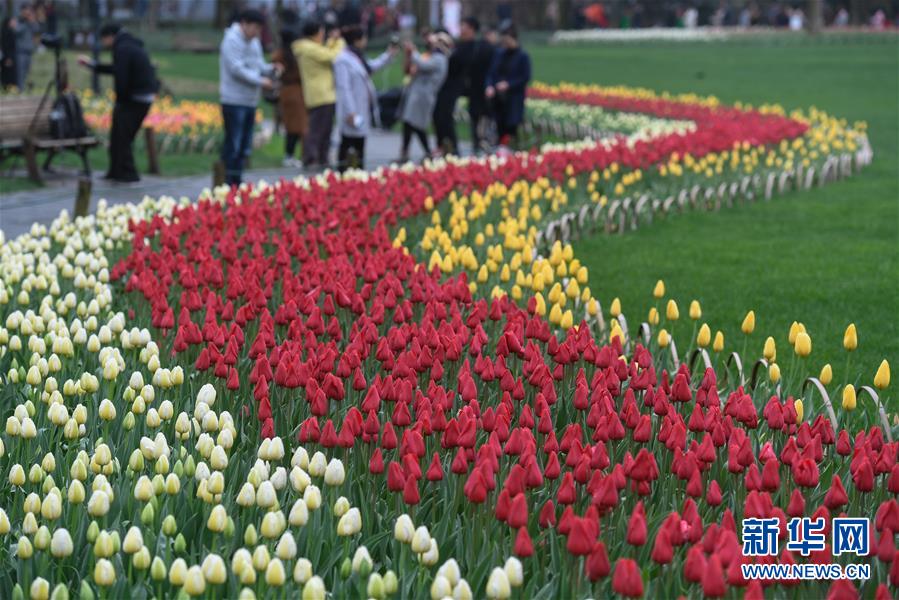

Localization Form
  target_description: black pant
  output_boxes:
[337,135,365,172]
[468,97,487,152]
[433,92,458,155]
[285,133,300,158]
[401,121,430,158]
[108,100,151,181]
[304,104,335,167]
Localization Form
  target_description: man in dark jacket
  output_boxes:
[485,22,530,150]
[456,17,494,154]
[79,23,158,182]
[431,29,465,155]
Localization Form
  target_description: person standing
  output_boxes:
[217,9,277,186]
[398,31,449,162]
[272,25,307,168]
[0,16,17,90]
[432,29,464,155]
[333,26,395,172]
[485,23,530,151]
[458,18,494,153]
[293,22,344,170]
[78,23,158,182]
[14,4,38,90]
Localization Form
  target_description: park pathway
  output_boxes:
[1,129,441,239]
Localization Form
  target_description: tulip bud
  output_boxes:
[140,502,155,526]
[333,496,350,517]
[77,582,93,600]
[819,364,833,385]
[244,524,258,547]
[763,337,776,362]
[34,526,51,550]
[123,526,143,554]
[162,514,178,536]
[842,384,857,411]
[504,557,524,587]
[843,323,857,351]
[340,557,352,579]
[94,559,115,587]
[768,363,781,384]
[150,556,167,581]
[352,545,372,574]
[183,565,206,596]
[324,458,346,486]
[49,584,68,600]
[665,300,679,321]
[337,507,362,536]
[431,575,452,600]
[169,558,188,586]
[486,567,512,599]
[394,514,414,544]
[689,300,701,320]
[293,558,313,584]
[133,546,151,570]
[30,578,49,600]
[696,324,711,348]
[367,573,386,599]
[653,280,665,298]
[308,452,327,477]
[874,359,890,390]
[302,576,326,600]
[303,485,322,510]
[202,553,227,585]
[174,533,187,554]
[741,310,755,334]
[794,399,804,422]
[657,329,669,348]
[794,331,812,357]
[207,504,227,533]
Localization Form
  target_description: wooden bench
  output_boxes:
[0,95,99,183]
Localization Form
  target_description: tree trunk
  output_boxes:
[214,0,234,29]
[808,0,824,33]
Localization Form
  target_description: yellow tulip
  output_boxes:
[763,337,776,362]
[657,329,670,348]
[788,321,802,345]
[768,363,781,383]
[651,280,665,299]
[874,359,890,390]
[666,300,679,321]
[843,323,857,351]
[689,300,701,320]
[794,332,812,357]
[609,297,621,318]
[741,310,755,334]
[819,364,832,385]
[794,398,804,422]
[713,331,725,352]
[697,324,711,348]
[842,385,857,411]
[647,307,659,326]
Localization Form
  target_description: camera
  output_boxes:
[41,33,63,49]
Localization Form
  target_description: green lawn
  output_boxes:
[534,39,898,384]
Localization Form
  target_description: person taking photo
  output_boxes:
[78,23,158,183]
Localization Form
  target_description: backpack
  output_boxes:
[49,92,88,139]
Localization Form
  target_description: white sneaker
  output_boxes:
[282,157,303,168]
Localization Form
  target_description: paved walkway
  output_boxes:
[1,129,445,239]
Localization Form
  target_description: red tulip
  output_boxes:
[824,475,849,510]
[826,579,858,600]
[612,558,644,598]
[683,544,706,583]
[706,480,723,506]
[514,527,534,557]
[539,500,556,529]
[508,493,529,529]
[402,475,420,505]
[877,528,896,563]
[566,517,597,556]
[650,528,674,564]
[626,502,647,546]
[585,541,610,581]
[701,555,727,598]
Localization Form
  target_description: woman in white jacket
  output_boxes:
[333,27,395,172]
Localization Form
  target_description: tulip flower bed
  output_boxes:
[80,91,265,154]
[0,81,893,600]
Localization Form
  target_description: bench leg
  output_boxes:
[43,148,56,171]
[23,139,42,184]
[78,147,92,177]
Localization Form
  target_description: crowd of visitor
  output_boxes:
[214,8,531,183]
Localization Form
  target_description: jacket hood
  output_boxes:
[115,30,143,48]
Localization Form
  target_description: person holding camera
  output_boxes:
[293,22,344,170]
[332,26,396,172]
[78,23,158,183]
[218,9,280,186]
[485,23,530,151]
[397,31,450,163]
